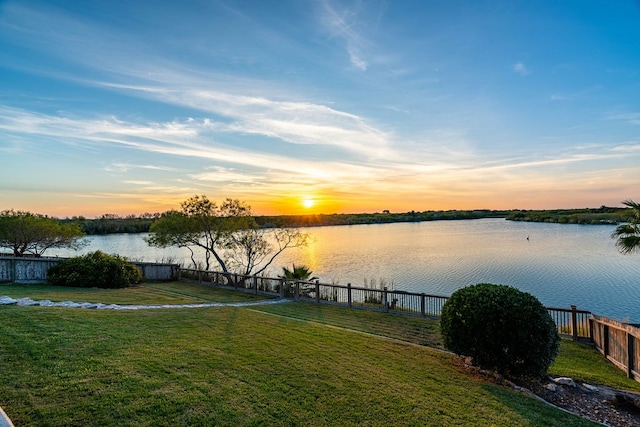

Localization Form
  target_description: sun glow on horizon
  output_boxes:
[302,197,315,209]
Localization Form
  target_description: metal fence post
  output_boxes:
[571,305,578,341]
[421,293,426,317]
[347,283,352,308]
[279,278,285,298]
[383,287,388,312]
[295,281,300,300]
[315,281,320,303]
[253,275,258,294]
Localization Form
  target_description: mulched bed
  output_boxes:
[526,377,640,427]
[460,359,640,426]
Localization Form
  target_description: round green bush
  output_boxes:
[47,251,143,289]
[440,283,560,378]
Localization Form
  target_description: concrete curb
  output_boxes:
[0,406,14,427]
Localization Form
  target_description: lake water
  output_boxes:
[50,218,640,322]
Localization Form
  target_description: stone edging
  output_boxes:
[0,296,290,310]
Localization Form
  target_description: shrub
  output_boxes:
[48,251,143,289]
[440,283,560,378]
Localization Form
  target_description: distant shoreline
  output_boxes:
[63,207,629,235]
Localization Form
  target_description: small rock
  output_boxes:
[0,296,17,305]
[583,383,598,392]
[553,377,576,387]
[544,383,558,392]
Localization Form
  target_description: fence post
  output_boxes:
[295,281,300,301]
[234,274,238,290]
[571,305,578,341]
[253,275,258,294]
[279,278,285,298]
[315,281,320,303]
[421,294,426,317]
[198,270,202,284]
[627,333,635,379]
[383,287,388,312]
[347,283,352,308]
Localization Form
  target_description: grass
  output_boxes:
[0,282,629,426]
[250,300,444,348]
[0,281,270,305]
[254,302,640,393]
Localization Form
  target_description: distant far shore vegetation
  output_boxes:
[53,205,630,235]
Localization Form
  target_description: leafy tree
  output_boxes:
[611,199,640,254]
[147,195,308,275]
[227,226,309,276]
[0,209,86,257]
[440,283,560,379]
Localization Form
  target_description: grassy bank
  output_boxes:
[252,301,640,394]
[0,283,633,426]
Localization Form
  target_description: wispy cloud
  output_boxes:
[100,81,394,160]
[607,112,640,125]
[0,106,391,186]
[318,0,373,71]
[513,62,529,76]
[190,167,262,183]
[2,2,393,159]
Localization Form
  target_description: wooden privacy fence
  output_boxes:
[591,315,640,382]
[0,256,180,282]
[179,268,592,340]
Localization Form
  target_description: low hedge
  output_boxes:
[47,251,143,288]
[440,283,560,378]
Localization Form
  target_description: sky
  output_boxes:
[1,0,639,218]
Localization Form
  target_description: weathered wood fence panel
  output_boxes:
[134,263,180,281]
[591,315,640,382]
[0,256,179,283]
[0,257,61,283]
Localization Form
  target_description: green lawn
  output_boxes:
[0,282,631,426]
[252,301,640,394]
[0,281,270,305]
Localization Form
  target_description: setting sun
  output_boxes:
[302,197,315,209]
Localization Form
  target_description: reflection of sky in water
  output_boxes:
[50,219,640,323]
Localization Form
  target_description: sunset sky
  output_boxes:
[1,1,639,217]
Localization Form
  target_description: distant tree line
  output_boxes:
[26,205,638,238]
[63,213,162,234]
[5,200,638,260]
[255,209,510,228]
[62,209,511,234]
[506,206,628,225]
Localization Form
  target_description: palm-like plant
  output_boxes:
[280,264,317,281]
[611,200,640,254]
